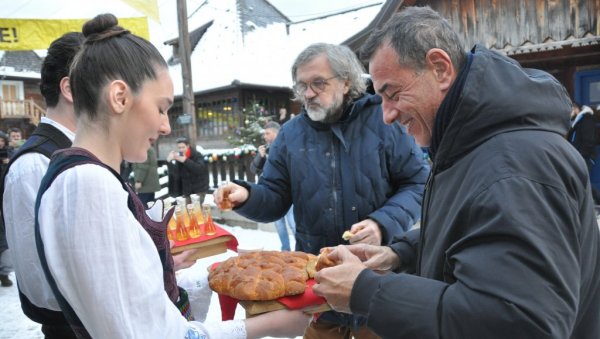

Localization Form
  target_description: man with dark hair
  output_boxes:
[7,127,24,158]
[216,42,430,338]
[312,6,600,338]
[1,32,83,338]
[167,136,209,203]
[250,121,280,177]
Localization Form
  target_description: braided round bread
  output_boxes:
[208,251,318,301]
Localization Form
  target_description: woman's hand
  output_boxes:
[244,308,311,339]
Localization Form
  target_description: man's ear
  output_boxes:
[425,48,455,91]
[343,79,350,95]
[107,80,130,114]
[59,77,73,104]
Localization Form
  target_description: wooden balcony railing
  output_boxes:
[0,99,46,124]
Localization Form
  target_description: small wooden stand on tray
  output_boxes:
[171,235,234,261]
[169,197,238,261]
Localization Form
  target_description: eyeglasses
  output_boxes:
[293,75,339,96]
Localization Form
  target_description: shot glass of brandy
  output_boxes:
[218,181,233,212]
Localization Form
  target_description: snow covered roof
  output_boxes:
[168,0,382,95]
[0,0,381,90]
[0,51,42,79]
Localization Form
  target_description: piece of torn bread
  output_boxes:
[315,248,337,271]
[342,230,354,241]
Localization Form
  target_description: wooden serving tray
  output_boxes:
[171,236,233,260]
[239,300,331,317]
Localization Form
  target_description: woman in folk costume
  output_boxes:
[34,13,309,339]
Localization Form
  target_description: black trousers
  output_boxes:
[41,324,78,339]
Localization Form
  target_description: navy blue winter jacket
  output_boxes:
[235,93,430,254]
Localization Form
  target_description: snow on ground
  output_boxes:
[0,224,298,339]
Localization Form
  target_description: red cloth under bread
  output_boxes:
[210,262,327,320]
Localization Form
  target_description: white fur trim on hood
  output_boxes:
[572,105,594,127]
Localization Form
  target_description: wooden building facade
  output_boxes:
[0,50,46,137]
[167,82,295,148]
[345,0,600,108]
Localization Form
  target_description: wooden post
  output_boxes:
[210,161,219,190]
[236,156,245,182]
[176,0,197,146]
[227,159,235,182]
[219,160,227,183]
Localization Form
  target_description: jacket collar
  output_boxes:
[431,45,571,172]
[300,94,380,130]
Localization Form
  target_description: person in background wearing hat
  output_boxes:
[167,136,209,204]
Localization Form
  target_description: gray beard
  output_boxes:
[306,106,328,122]
[306,98,345,124]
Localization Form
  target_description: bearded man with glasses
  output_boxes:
[215,42,430,338]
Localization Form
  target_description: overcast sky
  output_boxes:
[0,0,381,20]
[0,0,382,54]
[269,0,382,20]
[1,0,382,92]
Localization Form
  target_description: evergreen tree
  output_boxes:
[227,100,274,147]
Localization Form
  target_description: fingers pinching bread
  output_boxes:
[342,230,354,241]
[315,248,337,271]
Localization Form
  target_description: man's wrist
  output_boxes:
[385,246,401,271]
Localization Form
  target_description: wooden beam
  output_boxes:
[176,0,197,145]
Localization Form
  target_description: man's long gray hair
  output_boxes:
[291,43,367,101]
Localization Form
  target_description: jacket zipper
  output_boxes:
[417,164,435,275]
[331,134,338,229]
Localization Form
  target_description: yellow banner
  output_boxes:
[0,17,149,51]
[121,0,160,22]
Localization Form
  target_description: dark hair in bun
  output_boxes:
[70,13,168,120]
[82,13,129,42]
[40,32,84,108]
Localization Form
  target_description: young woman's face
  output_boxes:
[123,68,173,163]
